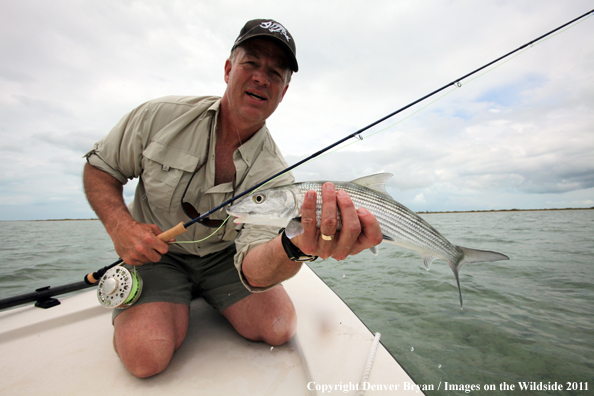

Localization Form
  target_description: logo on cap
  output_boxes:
[260,21,291,42]
[232,19,298,72]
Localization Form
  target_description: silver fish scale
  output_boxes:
[294,181,463,262]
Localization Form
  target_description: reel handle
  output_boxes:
[84,222,188,284]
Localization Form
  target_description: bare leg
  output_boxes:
[113,302,190,378]
[222,285,297,346]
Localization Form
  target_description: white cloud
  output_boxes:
[413,193,426,204]
[1,0,593,220]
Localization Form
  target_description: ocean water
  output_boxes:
[0,220,116,298]
[309,210,594,395]
[1,211,593,394]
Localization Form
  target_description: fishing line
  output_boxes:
[85,8,593,289]
[326,12,592,166]
[311,86,460,162]
[235,8,594,190]
[172,216,231,244]
[306,11,594,162]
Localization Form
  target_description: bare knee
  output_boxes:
[113,302,189,378]
[224,285,297,346]
[242,302,297,346]
[263,310,297,346]
[115,336,176,378]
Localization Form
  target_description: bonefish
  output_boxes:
[227,173,509,308]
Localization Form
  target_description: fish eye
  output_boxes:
[252,194,266,204]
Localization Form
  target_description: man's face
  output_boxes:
[223,39,290,128]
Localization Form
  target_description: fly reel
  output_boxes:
[97,265,143,308]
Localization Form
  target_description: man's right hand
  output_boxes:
[83,163,170,266]
[108,219,170,266]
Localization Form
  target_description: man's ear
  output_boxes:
[280,84,289,103]
[224,59,232,84]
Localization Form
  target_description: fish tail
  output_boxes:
[451,265,464,310]
[449,246,510,309]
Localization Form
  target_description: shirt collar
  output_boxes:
[206,98,222,114]
[208,98,268,167]
[236,124,267,166]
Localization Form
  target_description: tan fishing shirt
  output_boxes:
[85,95,294,291]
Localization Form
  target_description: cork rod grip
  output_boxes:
[158,221,187,242]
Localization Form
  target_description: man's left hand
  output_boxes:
[292,182,383,260]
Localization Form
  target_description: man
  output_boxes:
[83,19,382,378]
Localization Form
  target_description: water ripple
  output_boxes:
[310,210,594,394]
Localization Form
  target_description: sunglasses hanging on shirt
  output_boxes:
[180,169,226,228]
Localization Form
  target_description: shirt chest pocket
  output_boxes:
[142,142,199,212]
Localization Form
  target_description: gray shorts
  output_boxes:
[112,245,252,321]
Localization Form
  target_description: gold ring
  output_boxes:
[321,233,334,241]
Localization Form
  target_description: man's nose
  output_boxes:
[252,68,270,86]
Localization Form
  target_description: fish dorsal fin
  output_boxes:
[351,173,394,198]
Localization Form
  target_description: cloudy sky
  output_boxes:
[1,0,593,221]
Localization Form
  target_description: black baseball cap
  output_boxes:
[232,19,298,72]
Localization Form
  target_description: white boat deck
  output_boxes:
[0,265,421,395]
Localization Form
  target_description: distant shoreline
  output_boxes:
[1,207,592,222]
[34,218,100,221]
[419,207,594,214]
[0,218,102,222]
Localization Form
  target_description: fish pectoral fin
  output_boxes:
[421,254,435,270]
[369,246,379,256]
[285,218,304,239]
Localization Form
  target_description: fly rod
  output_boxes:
[83,8,593,285]
[0,9,591,311]
[0,281,94,310]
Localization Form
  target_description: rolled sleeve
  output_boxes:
[84,145,129,184]
[83,104,150,184]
